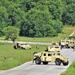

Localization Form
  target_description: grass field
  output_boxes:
[0,43,46,70]
[0,26,75,42]
[61,61,75,75]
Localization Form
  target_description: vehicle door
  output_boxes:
[41,52,52,62]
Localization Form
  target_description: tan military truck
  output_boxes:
[68,39,75,49]
[14,42,31,50]
[59,39,75,49]
[33,46,69,66]
[59,40,70,49]
[59,36,75,49]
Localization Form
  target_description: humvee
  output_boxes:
[14,42,31,50]
[59,39,75,49]
[33,46,69,66]
[59,40,70,49]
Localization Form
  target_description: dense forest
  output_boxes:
[0,0,75,37]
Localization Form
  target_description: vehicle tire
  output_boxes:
[73,47,75,51]
[13,46,17,49]
[63,61,69,66]
[55,59,61,65]
[43,62,48,65]
[59,42,61,46]
[66,44,69,48]
[35,57,41,65]
[61,45,63,49]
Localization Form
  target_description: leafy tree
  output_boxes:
[38,0,64,20]
[62,0,75,25]
[0,6,8,36]
[0,0,67,37]
[52,20,63,33]
[19,0,63,37]
[20,8,58,37]
[3,26,19,42]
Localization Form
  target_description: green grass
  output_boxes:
[0,26,75,42]
[61,61,75,75]
[0,43,47,70]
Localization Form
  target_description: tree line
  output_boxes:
[0,0,75,37]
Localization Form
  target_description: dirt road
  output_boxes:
[0,40,52,45]
[0,48,75,75]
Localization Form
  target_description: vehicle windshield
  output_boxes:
[66,41,69,43]
[62,41,65,42]
[55,46,59,48]
[57,53,60,55]
[20,44,28,45]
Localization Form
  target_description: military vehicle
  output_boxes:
[14,42,31,50]
[59,35,75,49]
[47,45,60,52]
[33,46,69,66]
[59,39,75,49]
[68,36,75,49]
[68,39,75,49]
[59,40,70,49]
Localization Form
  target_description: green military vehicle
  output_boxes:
[33,46,69,66]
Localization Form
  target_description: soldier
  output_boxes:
[13,42,17,49]
[36,44,39,49]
